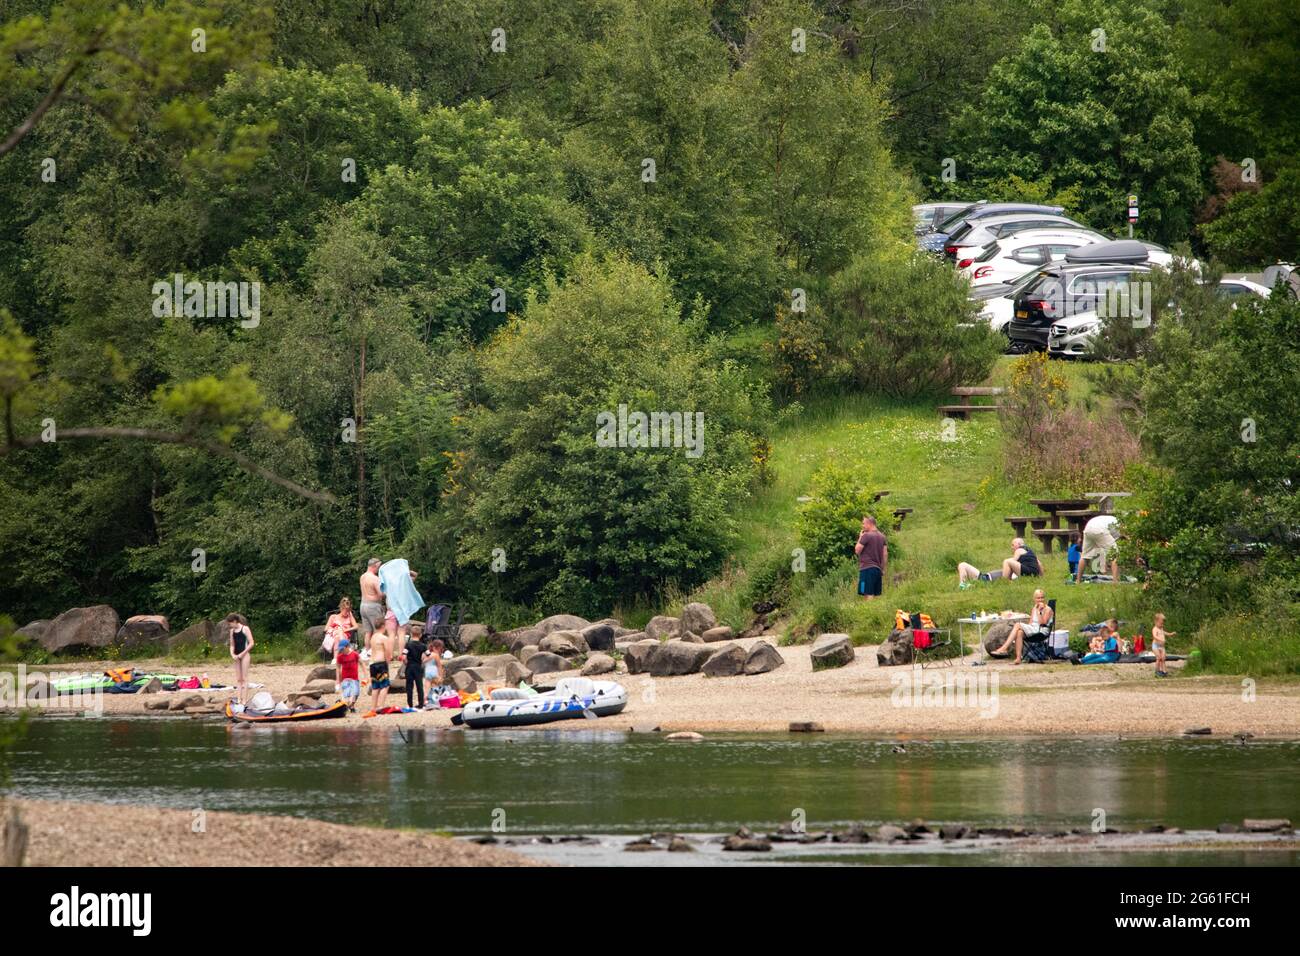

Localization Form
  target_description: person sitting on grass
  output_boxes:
[1152,612,1175,678]
[991,589,1053,664]
[957,538,1042,588]
[1076,623,1120,664]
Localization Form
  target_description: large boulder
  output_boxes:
[579,623,616,652]
[810,633,855,671]
[304,625,327,653]
[502,626,545,656]
[644,615,681,641]
[524,651,571,675]
[307,664,337,683]
[614,631,647,648]
[540,632,586,658]
[702,625,734,644]
[649,641,715,677]
[701,643,746,678]
[458,623,491,647]
[580,653,616,676]
[14,620,50,647]
[744,641,785,675]
[681,603,718,636]
[983,621,1014,656]
[536,614,590,635]
[166,620,214,649]
[117,614,170,649]
[443,655,482,678]
[622,640,661,675]
[299,679,336,695]
[517,645,541,666]
[502,660,532,685]
[40,606,120,654]
[876,629,915,667]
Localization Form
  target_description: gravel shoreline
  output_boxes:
[7,637,1300,736]
[10,798,535,867]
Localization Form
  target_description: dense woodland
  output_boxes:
[0,0,1296,646]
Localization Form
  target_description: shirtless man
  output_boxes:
[359,558,385,651]
[368,611,397,711]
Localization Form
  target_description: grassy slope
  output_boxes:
[683,357,1147,648]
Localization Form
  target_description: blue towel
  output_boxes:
[379,558,425,626]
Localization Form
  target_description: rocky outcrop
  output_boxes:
[622,641,660,675]
[523,651,570,675]
[983,621,1014,656]
[876,628,915,667]
[578,623,616,652]
[648,641,714,676]
[680,602,718,636]
[540,631,587,658]
[743,640,784,675]
[458,623,491,646]
[701,643,746,677]
[580,653,616,676]
[810,633,855,670]
[536,614,590,635]
[40,606,120,654]
[502,626,545,656]
[14,620,50,647]
[166,620,214,649]
[117,614,169,648]
[644,615,680,641]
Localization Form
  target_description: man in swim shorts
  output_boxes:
[358,557,385,649]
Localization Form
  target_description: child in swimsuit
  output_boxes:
[1152,612,1174,678]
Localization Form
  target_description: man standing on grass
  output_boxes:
[1077,514,1120,583]
[854,515,888,601]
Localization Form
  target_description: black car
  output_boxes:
[1008,241,1153,352]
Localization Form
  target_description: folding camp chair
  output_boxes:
[915,624,956,671]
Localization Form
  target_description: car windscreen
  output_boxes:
[936,204,980,232]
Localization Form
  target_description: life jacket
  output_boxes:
[895,610,936,631]
[104,667,135,685]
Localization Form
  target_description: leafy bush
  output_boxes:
[795,460,886,578]
[773,248,1000,398]
[448,255,770,617]
[1000,352,1140,491]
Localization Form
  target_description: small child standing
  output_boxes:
[1152,612,1175,678]
[336,638,361,711]
[1066,532,1082,580]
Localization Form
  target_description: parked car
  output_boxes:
[943,214,1090,263]
[919,202,1064,253]
[913,202,976,236]
[966,263,1057,344]
[1009,240,1154,353]
[958,228,1108,286]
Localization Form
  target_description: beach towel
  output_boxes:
[379,558,425,626]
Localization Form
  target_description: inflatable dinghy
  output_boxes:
[225,696,348,723]
[50,670,182,694]
[455,678,627,729]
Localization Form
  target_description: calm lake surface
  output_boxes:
[10,718,1300,865]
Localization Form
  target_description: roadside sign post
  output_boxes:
[1127,194,1138,238]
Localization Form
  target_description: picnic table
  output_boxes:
[937,386,1004,420]
[959,612,1029,664]
[1028,498,1091,528]
[1085,491,1131,514]
[1056,509,1102,534]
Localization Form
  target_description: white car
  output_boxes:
[1047,275,1267,357]
[959,228,1108,287]
[943,213,1089,262]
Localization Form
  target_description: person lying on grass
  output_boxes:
[957,537,1043,587]
[991,589,1053,664]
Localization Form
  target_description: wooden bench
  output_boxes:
[939,386,1005,420]
[891,507,913,531]
[1031,528,1074,553]
[1056,509,1101,534]
[1005,516,1049,538]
